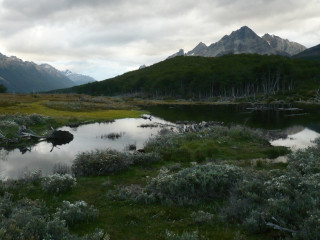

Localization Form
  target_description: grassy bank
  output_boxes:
[0,94,144,122]
[0,94,146,148]
[1,125,293,239]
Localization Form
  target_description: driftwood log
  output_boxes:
[16,125,74,143]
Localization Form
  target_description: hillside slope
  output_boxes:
[54,54,320,99]
[293,44,320,61]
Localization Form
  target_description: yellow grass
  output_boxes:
[0,94,146,122]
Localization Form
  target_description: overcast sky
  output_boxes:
[0,0,319,80]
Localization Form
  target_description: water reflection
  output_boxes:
[271,127,320,150]
[0,117,170,179]
[145,104,320,130]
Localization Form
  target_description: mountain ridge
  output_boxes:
[0,53,76,93]
[169,26,306,58]
[62,69,96,86]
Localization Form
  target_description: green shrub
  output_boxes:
[0,113,55,126]
[55,200,99,226]
[72,149,131,176]
[0,194,108,240]
[165,230,199,240]
[72,149,160,177]
[222,141,320,238]
[42,174,76,194]
[130,152,161,165]
[191,210,213,224]
[145,163,243,205]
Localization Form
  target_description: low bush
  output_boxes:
[145,163,243,205]
[221,143,320,239]
[72,149,161,177]
[22,169,42,184]
[165,230,199,240]
[0,193,108,240]
[0,113,55,126]
[55,200,99,226]
[191,210,213,224]
[42,173,76,194]
[130,152,161,165]
[72,149,131,176]
[111,163,244,205]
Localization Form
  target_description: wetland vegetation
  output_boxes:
[0,93,319,239]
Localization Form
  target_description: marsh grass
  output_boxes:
[0,94,145,123]
[144,125,289,162]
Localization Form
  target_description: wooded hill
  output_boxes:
[55,54,320,99]
[294,44,320,61]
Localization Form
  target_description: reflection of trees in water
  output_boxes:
[0,149,8,161]
[0,149,9,180]
[284,125,305,135]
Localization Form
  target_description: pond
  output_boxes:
[1,103,320,179]
[144,103,320,131]
[0,117,170,179]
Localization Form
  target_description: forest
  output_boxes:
[55,54,320,99]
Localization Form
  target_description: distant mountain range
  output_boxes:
[168,26,307,58]
[0,52,96,93]
[62,70,96,86]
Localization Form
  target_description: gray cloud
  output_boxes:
[0,0,319,79]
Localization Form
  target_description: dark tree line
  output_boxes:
[56,54,320,99]
[0,84,7,93]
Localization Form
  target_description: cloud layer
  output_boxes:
[0,0,319,79]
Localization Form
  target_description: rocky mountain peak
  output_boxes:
[167,49,185,59]
[229,26,261,40]
[168,26,307,59]
[187,42,208,56]
[262,33,306,56]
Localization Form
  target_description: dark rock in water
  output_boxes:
[137,149,145,153]
[47,130,74,146]
[48,130,73,140]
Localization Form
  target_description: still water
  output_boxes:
[144,104,320,130]
[0,117,170,179]
[1,104,320,179]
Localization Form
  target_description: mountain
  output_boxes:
[170,26,306,58]
[262,34,306,56]
[168,49,185,59]
[62,70,96,86]
[0,52,75,93]
[293,44,320,61]
[54,54,320,99]
[186,42,208,56]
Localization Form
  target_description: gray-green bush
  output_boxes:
[72,149,161,176]
[0,193,107,240]
[165,230,200,240]
[0,113,55,126]
[55,200,99,226]
[111,163,243,205]
[222,143,320,239]
[72,149,131,176]
[42,174,76,194]
[145,163,243,205]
